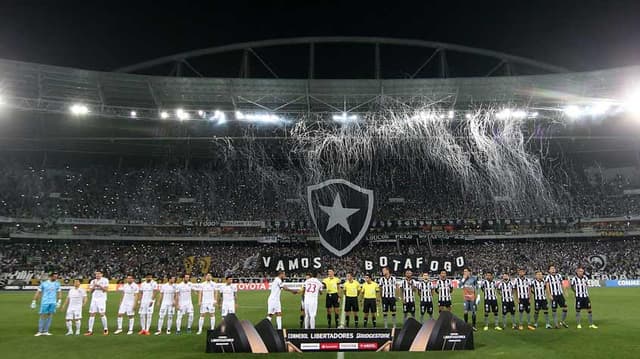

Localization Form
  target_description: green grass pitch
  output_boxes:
[0,287,638,358]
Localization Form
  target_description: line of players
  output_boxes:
[32,272,238,336]
[295,265,597,331]
[31,264,598,336]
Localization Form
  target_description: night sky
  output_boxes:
[1,0,639,74]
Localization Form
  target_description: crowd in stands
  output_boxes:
[1,238,638,281]
[1,161,640,226]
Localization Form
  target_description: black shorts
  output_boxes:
[420,301,434,315]
[551,294,566,309]
[518,298,531,313]
[575,297,591,311]
[326,293,339,309]
[344,297,359,312]
[363,299,377,313]
[403,302,416,314]
[484,299,498,313]
[438,300,452,308]
[382,297,396,312]
[534,299,548,311]
[502,301,515,315]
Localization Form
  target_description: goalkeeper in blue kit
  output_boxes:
[32,272,62,336]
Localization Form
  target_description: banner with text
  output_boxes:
[363,256,465,273]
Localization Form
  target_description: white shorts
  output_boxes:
[178,303,194,314]
[159,304,175,316]
[200,303,216,314]
[139,301,155,315]
[89,300,106,314]
[267,300,282,315]
[118,301,136,316]
[304,300,318,318]
[66,308,82,320]
[221,303,235,316]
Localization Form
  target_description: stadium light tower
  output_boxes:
[625,87,640,115]
[332,112,358,123]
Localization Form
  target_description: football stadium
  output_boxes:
[1,3,640,359]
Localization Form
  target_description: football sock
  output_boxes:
[158,315,165,331]
[544,312,549,325]
[140,315,146,331]
[309,316,316,329]
[472,313,477,326]
[576,311,582,324]
[88,317,95,332]
[511,314,516,326]
[46,316,53,332]
[354,315,359,328]
[345,315,350,327]
[101,315,108,330]
[383,314,388,328]
[519,312,523,325]
[464,313,469,323]
[327,314,332,327]
[176,314,183,330]
[588,312,593,325]
[187,313,194,329]
[372,317,376,327]
[299,315,304,328]
[485,313,489,326]
[392,313,397,327]
[167,315,173,331]
[75,320,81,333]
[66,321,73,333]
[534,312,539,323]
[335,314,339,327]
[561,309,568,322]
[117,317,123,330]
[38,317,45,333]
[198,317,204,332]
[552,311,558,324]
[526,312,531,324]
[364,317,368,327]
[129,318,134,331]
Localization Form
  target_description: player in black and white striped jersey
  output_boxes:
[514,268,535,331]
[532,271,552,329]
[377,267,398,329]
[497,273,517,330]
[545,265,569,328]
[480,272,501,331]
[399,270,418,323]
[571,266,598,329]
[435,270,453,312]
[417,273,434,322]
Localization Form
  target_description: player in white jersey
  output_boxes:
[174,274,194,334]
[266,271,298,329]
[114,275,139,335]
[85,271,109,336]
[197,273,218,335]
[63,279,87,335]
[138,274,158,335]
[155,276,177,335]
[218,275,238,317]
[302,272,324,329]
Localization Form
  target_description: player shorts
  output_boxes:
[325,293,339,309]
[403,302,416,314]
[65,308,82,320]
[420,301,434,315]
[344,297,359,312]
[534,299,548,312]
[439,300,452,308]
[551,294,566,309]
[200,303,216,314]
[502,301,515,315]
[221,303,235,316]
[518,298,531,313]
[363,299,377,313]
[304,300,318,317]
[139,301,155,315]
[89,300,106,313]
[159,304,175,316]
[575,297,591,311]
[382,297,396,312]
[484,299,498,313]
[118,301,135,316]
[267,300,281,315]
[463,300,476,312]
[39,303,56,315]
[178,303,194,314]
